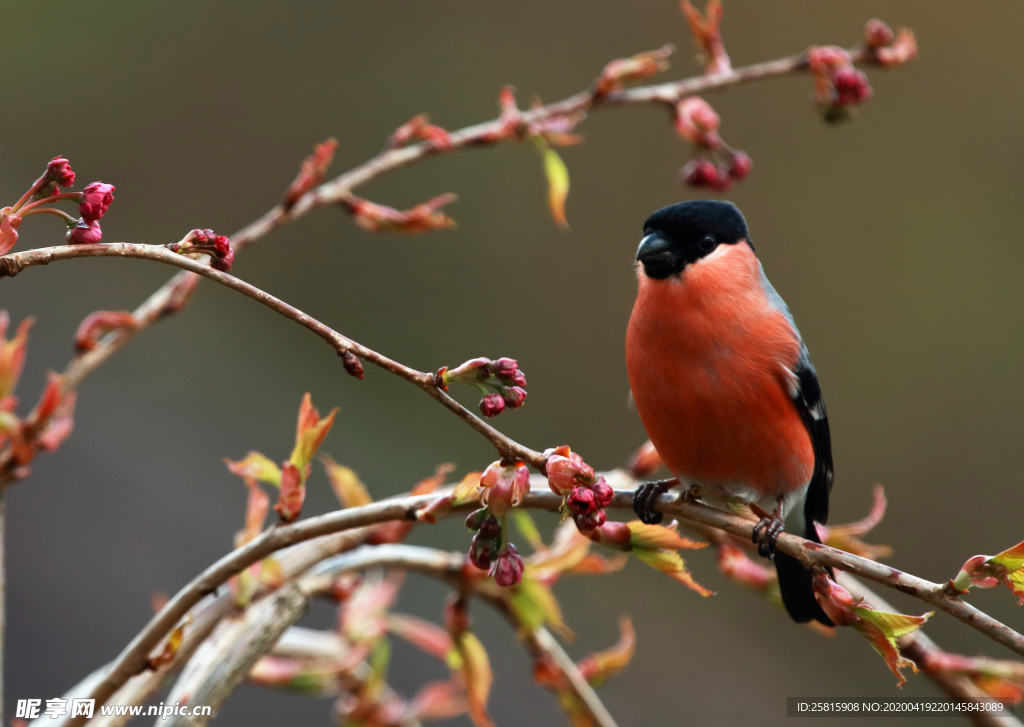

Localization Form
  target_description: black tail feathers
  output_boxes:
[775,522,834,626]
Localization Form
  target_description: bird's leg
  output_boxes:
[751,496,786,559]
[632,478,677,525]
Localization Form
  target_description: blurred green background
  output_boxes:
[3,1,1023,725]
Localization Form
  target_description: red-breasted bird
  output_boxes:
[626,200,834,625]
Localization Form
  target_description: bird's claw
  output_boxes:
[752,515,784,559]
[633,479,673,525]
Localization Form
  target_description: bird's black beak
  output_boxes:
[636,232,677,279]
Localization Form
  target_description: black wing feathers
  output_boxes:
[792,351,833,526]
[775,349,835,626]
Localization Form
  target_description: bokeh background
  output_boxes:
[3,1,1023,725]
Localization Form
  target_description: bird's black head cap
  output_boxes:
[637,200,750,279]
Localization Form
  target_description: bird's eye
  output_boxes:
[698,234,717,252]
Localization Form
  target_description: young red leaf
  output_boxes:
[226,451,282,488]
[577,616,636,687]
[274,461,306,523]
[289,392,337,472]
[283,138,338,210]
[386,613,454,660]
[627,520,707,551]
[0,313,33,401]
[73,311,137,353]
[633,547,714,597]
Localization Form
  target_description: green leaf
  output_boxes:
[534,137,570,231]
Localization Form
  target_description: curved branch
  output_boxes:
[0,243,543,467]
[67,484,1024,726]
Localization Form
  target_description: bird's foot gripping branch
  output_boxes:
[9,3,1017,727]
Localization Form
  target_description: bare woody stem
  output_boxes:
[66,487,1024,726]
[0,243,544,467]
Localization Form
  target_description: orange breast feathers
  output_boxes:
[625,242,814,498]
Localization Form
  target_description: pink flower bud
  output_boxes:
[478,516,501,540]
[568,486,597,516]
[627,440,662,478]
[479,393,505,418]
[464,507,488,531]
[875,29,918,68]
[503,386,527,409]
[78,182,115,222]
[274,461,306,523]
[489,544,525,587]
[864,19,895,48]
[592,478,614,508]
[491,357,519,380]
[480,461,503,489]
[544,447,594,495]
[510,369,527,387]
[480,460,530,517]
[46,156,76,187]
[210,247,234,272]
[340,351,365,379]
[674,97,721,146]
[573,508,607,533]
[807,46,852,76]
[591,521,632,550]
[468,532,496,570]
[728,151,753,181]
[0,211,22,255]
[832,67,872,106]
[680,158,719,188]
[67,219,102,245]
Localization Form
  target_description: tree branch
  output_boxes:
[66,483,1024,726]
[0,243,544,468]
[839,575,1023,727]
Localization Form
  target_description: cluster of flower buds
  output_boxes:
[66,181,116,245]
[166,228,234,272]
[593,45,675,98]
[681,0,731,75]
[0,155,118,254]
[675,97,752,191]
[341,193,458,234]
[435,356,527,418]
[465,505,525,586]
[807,46,873,123]
[388,114,454,152]
[543,445,612,533]
[283,138,337,210]
[863,19,918,68]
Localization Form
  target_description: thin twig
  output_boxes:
[0,243,543,467]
